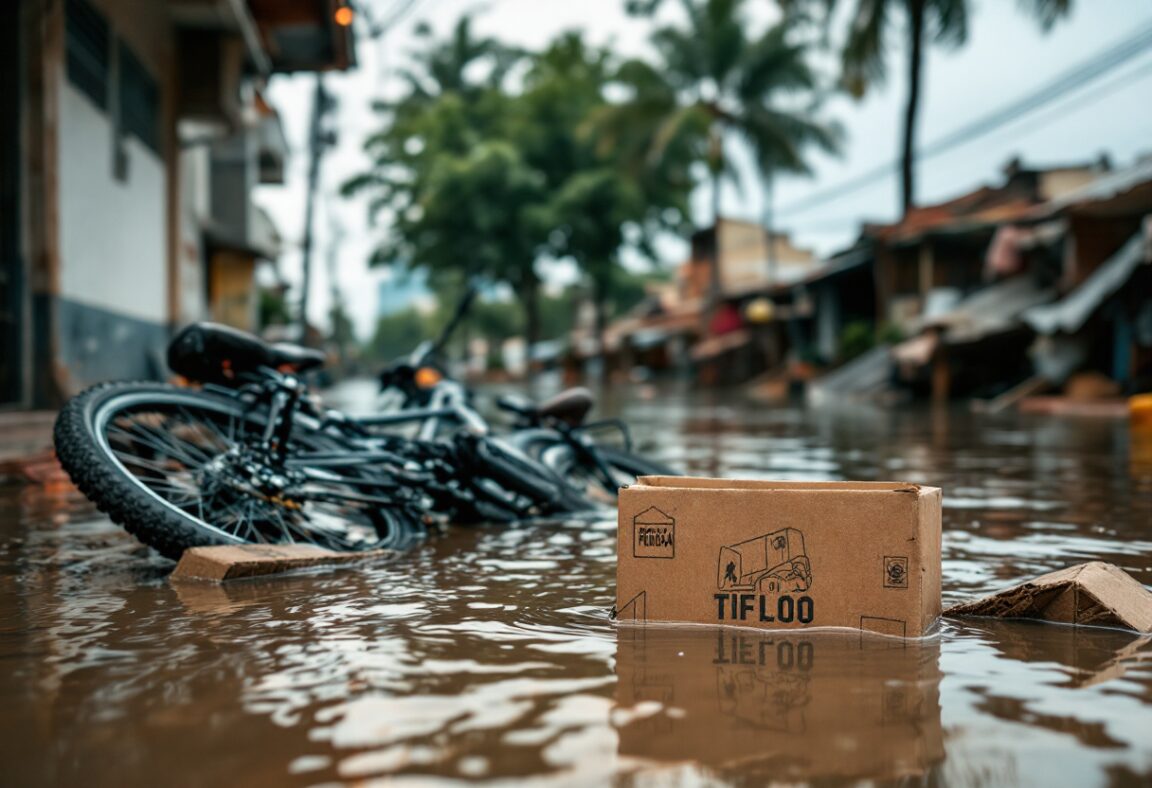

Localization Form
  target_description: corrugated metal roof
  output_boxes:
[1024,232,1149,335]
[793,246,872,289]
[924,276,1056,345]
[1034,157,1152,218]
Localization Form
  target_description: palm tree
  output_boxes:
[779,0,1072,215]
[603,0,840,316]
[395,17,520,107]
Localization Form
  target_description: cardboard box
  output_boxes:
[614,626,944,780]
[616,477,942,636]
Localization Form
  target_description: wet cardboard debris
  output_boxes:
[616,477,943,636]
[171,544,390,582]
[944,562,1152,633]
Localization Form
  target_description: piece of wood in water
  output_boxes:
[171,544,390,582]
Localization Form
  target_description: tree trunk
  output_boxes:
[900,0,925,217]
[522,271,540,364]
[705,166,724,333]
[762,171,777,284]
[298,76,328,344]
[592,271,610,359]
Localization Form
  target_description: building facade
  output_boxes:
[0,0,353,408]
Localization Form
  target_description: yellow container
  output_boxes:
[1131,394,1152,429]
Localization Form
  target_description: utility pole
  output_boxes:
[325,218,350,372]
[298,75,335,344]
[762,173,778,286]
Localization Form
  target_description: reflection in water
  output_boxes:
[615,626,943,781]
[1,385,1151,785]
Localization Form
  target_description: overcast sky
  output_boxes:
[254,0,1152,340]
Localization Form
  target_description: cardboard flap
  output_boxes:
[945,562,1152,633]
[636,477,932,495]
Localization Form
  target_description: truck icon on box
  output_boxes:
[718,528,812,593]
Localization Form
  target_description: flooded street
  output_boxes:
[2,382,1152,786]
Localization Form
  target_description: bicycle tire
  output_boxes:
[457,434,596,515]
[509,429,679,497]
[55,382,424,560]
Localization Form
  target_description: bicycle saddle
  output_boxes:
[168,322,326,385]
[497,387,594,427]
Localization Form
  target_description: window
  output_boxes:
[65,0,110,109]
[118,42,160,154]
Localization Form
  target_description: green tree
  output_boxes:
[514,33,688,351]
[606,0,840,317]
[348,24,694,354]
[369,309,434,362]
[778,0,1072,214]
[345,19,556,344]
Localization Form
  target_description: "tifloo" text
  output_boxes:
[713,592,814,624]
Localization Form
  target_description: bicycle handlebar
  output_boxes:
[420,284,479,363]
[434,285,479,352]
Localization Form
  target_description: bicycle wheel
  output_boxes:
[455,434,596,517]
[510,429,679,501]
[54,382,425,560]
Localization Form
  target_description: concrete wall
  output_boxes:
[815,285,840,363]
[57,83,167,322]
[54,0,174,387]
[176,142,210,324]
[717,220,817,293]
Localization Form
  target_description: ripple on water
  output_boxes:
[1,395,1151,786]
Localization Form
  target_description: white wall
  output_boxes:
[57,81,168,323]
[176,142,209,323]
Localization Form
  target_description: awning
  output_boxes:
[1025,232,1150,336]
[690,329,752,362]
[922,275,1055,345]
[891,333,938,366]
[793,246,873,289]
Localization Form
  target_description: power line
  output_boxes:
[777,21,1152,218]
[782,54,1152,230]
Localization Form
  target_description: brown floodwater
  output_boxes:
[2,380,1151,786]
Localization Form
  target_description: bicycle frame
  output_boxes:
[210,366,577,523]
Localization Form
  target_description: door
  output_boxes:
[0,0,25,405]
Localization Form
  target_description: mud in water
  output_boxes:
[2,381,1151,786]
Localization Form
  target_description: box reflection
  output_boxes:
[614,625,944,780]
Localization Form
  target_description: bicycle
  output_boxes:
[54,322,593,560]
[373,287,679,500]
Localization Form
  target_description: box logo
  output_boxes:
[884,556,909,589]
[714,529,815,624]
[633,506,675,559]
[718,528,813,593]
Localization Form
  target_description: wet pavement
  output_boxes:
[2,381,1151,786]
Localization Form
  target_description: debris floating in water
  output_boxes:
[944,561,1152,633]
[170,544,392,582]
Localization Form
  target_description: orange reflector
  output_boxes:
[334,6,354,26]
[415,367,443,388]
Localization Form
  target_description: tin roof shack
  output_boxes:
[872,157,1106,337]
[4,0,355,408]
[788,244,877,368]
[1023,159,1152,399]
[874,158,1109,401]
[680,219,820,385]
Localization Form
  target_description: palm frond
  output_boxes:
[840,0,889,97]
